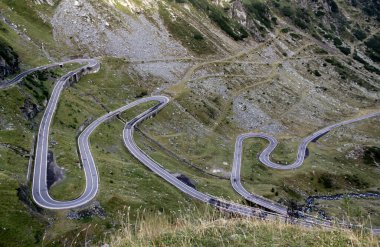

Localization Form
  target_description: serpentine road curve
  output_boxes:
[2,59,276,217]
[2,59,379,233]
[231,112,380,215]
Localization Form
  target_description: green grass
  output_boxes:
[0,19,47,69]
[0,0,66,59]
[134,129,242,202]
[104,208,379,247]
[0,168,46,247]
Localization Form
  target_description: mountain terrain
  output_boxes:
[0,0,379,246]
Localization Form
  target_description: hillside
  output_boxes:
[0,0,379,246]
[103,210,379,247]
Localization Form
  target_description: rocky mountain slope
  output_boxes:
[0,0,379,246]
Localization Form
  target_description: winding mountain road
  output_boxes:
[122,96,279,218]
[231,112,380,215]
[1,59,276,216]
[2,59,379,234]
[0,59,99,89]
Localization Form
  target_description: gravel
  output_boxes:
[232,94,287,133]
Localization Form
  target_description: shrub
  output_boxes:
[365,34,380,62]
[271,17,278,25]
[337,46,351,55]
[353,51,366,64]
[327,0,339,13]
[290,32,301,39]
[364,63,380,75]
[318,174,334,189]
[353,51,380,75]
[294,18,308,29]
[136,89,148,98]
[345,174,369,189]
[363,146,380,165]
[353,28,367,41]
[315,10,325,17]
[333,37,343,46]
[314,70,322,77]
[193,33,204,40]
[281,27,290,33]
[281,5,294,17]
[323,33,334,40]
[314,48,328,54]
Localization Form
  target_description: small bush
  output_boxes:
[353,51,380,75]
[193,33,204,40]
[281,27,290,33]
[323,33,334,40]
[314,48,328,54]
[281,5,294,17]
[315,10,325,17]
[294,18,308,29]
[364,63,380,75]
[314,70,322,77]
[327,0,339,13]
[333,37,343,46]
[353,28,367,41]
[318,174,334,189]
[363,146,380,165]
[136,89,148,98]
[345,174,369,189]
[337,46,351,55]
[365,34,380,62]
[290,32,302,39]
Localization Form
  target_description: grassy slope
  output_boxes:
[0,0,70,61]
[105,210,380,247]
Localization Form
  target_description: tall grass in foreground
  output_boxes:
[99,207,379,247]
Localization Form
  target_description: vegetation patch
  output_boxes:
[365,34,380,62]
[325,58,378,91]
[363,146,380,166]
[242,0,273,29]
[104,210,379,247]
[159,5,216,55]
[353,51,380,75]
[352,28,367,41]
[186,0,248,40]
